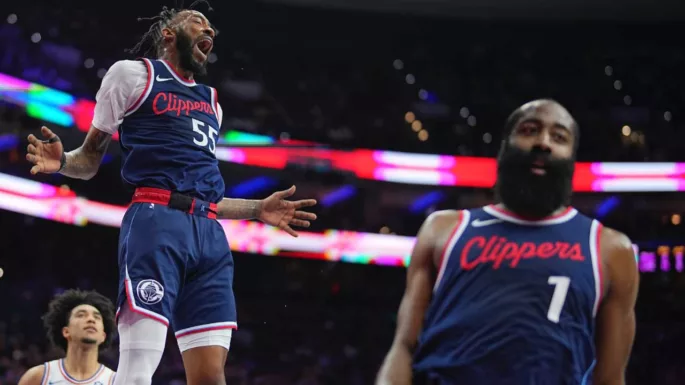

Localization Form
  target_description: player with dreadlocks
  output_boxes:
[18,290,116,385]
[26,2,318,384]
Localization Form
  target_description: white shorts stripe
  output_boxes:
[175,321,238,338]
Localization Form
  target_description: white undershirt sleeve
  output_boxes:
[92,60,148,135]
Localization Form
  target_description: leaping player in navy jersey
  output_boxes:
[25,3,317,385]
[376,99,639,385]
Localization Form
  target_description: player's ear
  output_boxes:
[161,27,176,42]
[62,326,70,340]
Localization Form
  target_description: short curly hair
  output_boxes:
[42,289,116,352]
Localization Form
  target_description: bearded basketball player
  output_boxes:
[25,3,318,385]
[376,99,639,385]
[18,290,116,385]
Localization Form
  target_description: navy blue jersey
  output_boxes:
[413,205,604,385]
[118,58,224,203]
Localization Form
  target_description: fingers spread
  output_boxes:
[282,225,298,237]
[290,219,310,228]
[41,126,56,139]
[277,185,297,199]
[294,211,317,221]
[295,199,317,208]
[27,134,41,146]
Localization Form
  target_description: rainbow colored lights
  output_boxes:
[3,70,685,192]
[217,147,685,192]
[0,171,670,272]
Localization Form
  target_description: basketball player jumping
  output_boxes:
[376,99,639,385]
[25,3,318,385]
[19,290,116,385]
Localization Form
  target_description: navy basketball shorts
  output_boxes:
[115,200,237,339]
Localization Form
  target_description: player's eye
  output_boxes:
[552,132,569,143]
[517,125,537,135]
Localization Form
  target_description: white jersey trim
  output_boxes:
[589,220,604,317]
[483,205,578,226]
[123,58,155,117]
[40,361,49,385]
[433,210,471,293]
[159,59,197,87]
[42,359,114,385]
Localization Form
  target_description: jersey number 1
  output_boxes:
[547,276,570,323]
[192,118,219,154]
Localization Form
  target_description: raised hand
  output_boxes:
[26,126,64,175]
[258,185,317,237]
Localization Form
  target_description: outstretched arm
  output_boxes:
[376,210,460,385]
[60,127,112,179]
[26,126,112,180]
[216,185,317,237]
[593,227,639,385]
[26,60,145,180]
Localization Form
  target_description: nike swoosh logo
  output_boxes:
[156,75,173,82]
[471,218,504,227]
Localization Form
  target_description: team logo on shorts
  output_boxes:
[136,279,164,305]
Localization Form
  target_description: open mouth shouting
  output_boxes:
[194,36,213,62]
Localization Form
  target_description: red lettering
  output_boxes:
[152,92,168,115]
[556,242,570,259]
[568,244,585,261]
[151,92,215,117]
[461,237,486,270]
[459,236,587,270]
[537,242,555,258]
[494,242,518,269]
[520,242,536,259]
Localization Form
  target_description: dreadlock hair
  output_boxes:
[127,0,217,58]
[42,289,116,352]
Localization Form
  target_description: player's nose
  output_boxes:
[533,130,553,152]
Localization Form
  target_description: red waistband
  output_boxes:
[131,187,218,219]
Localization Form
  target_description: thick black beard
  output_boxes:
[176,31,207,77]
[80,337,98,345]
[494,144,575,219]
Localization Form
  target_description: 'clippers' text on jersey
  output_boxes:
[118,58,224,203]
[413,206,604,385]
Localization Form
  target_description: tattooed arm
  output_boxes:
[27,125,112,180]
[216,186,317,237]
[27,60,143,179]
[61,127,112,179]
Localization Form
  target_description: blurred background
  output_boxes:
[1,0,685,383]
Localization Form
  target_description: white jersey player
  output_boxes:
[19,290,117,385]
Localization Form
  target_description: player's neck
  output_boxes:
[160,52,194,81]
[63,345,100,380]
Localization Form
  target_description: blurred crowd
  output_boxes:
[1,2,685,161]
[1,210,685,385]
[1,1,685,384]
